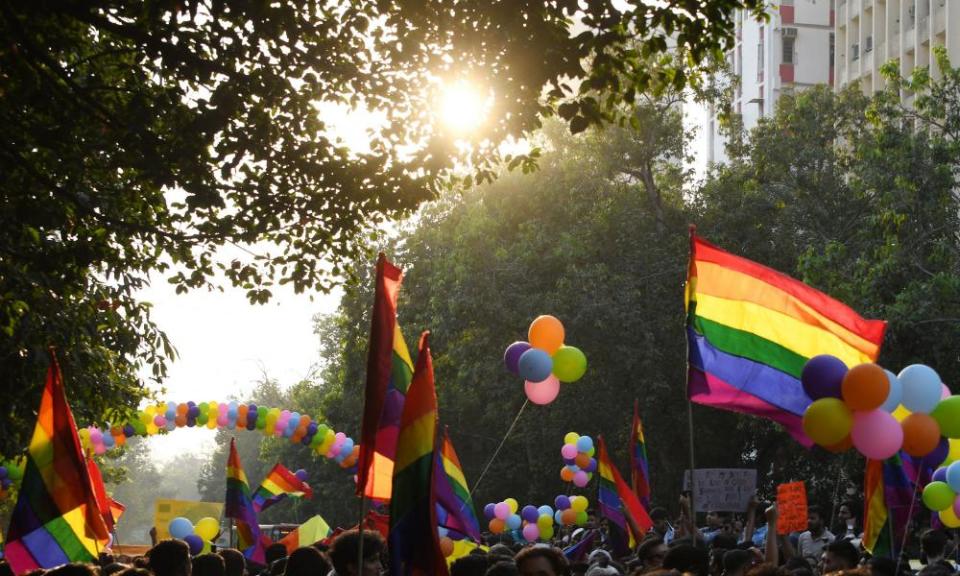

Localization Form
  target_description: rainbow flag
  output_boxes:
[359,254,416,501]
[388,332,449,576]
[278,515,331,555]
[597,436,652,557]
[630,400,651,510]
[686,232,887,444]
[863,454,923,557]
[5,358,110,573]
[434,428,481,542]
[85,454,123,532]
[225,438,267,565]
[252,463,313,513]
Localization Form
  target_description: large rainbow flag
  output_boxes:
[686,232,887,443]
[251,463,313,513]
[5,359,110,573]
[434,428,481,542]
[597,436,652,557]
[225,438,267,565]
[388,332,449,576]
[630,400,651,510]
[358,254,416,501]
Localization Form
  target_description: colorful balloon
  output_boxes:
[900,364,943,414]
[879,370,903,412]
[801,355,847,400]
[504,341,532,375]
[551,346,587,383]
[518,349,553,383]
[802,398,853,446]
[528,315,565,355]
[923,481,955,511]
[525,376,560,405]
[841,363,889,411]
[851,410,903,460]
[901,413,941,457]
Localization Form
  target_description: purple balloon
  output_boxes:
[522,505,539,523]
[0,466,7,479]
[802,355,848,400]
[584,458,597,473]
[184,534,204,555]
[555,495,571,510]
[1,478,11,489]
[928,438,950,469]
[935,467,949,483]
[484,503,497,519]
[504,341,532,375]
[295,469,308,481]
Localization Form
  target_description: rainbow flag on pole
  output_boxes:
[863,453,924,557]
[388,332,449,576]
[630,401,651,510]
[252,463,313,513]
[434,428,481,542]
[686,232,887,444]
[5,358,111,573]
[597,436,652,557]
[225,438,267,565]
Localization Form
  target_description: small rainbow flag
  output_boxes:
[597,436,652,557]
[434,428,481,542]
[630,400,651,510]
[225,438,267,565]
[686,232,887,443]
[863,454,924,557]
[5,358,111,573]
[278,515,331,555]
[252,463,313,513]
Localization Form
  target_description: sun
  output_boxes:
[439,80,488,134]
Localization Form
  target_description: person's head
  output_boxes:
[102,563,129,576]
[328,530,385,576]
[487,561,520,576]
[192,554,226,576]
[268,558,286,576]
[663,544,710,576]
[45,564,100,576]
[807,506,824,534]
[217,549,246,576]
[588,550,611,567]
[115,568,153,576]
[637,537,668,570]
[489,544,515,561]
[584,566,619,576]
[283,546,331,576]
[650,508,670,534]
[265,544,288,567]
[784,557,811,576]
[706,512,727,530]
[866,557,896,576]
[712,533,738,551]
[722,550,754,576]
[515,546,570,576]
[820,541,859,574]
[148,539,193,576]
[451,553,491,576]
[921,529,949,561]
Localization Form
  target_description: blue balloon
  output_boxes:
[169,517,194,539]
[555,510,564,525]
[947,461,960,492]
[518,349,553,383]
[0,466,7,479]
[183,534,203,555]
[103,434,115,448]
[506,514,522,530]
[555,495,571,510]
[484,503,497,519]
[933,467,948,483]
[880,369,903,412]
[576,436,594,452]
[900,364,942,414]
[538,505,553,517]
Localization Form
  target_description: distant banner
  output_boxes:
[154,499,224,540]
[776,481,808,535]
[683,469,757,512]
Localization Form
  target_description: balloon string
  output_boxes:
[895,456,924,576]
[469,399,529,500]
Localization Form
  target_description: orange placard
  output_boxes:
[776,481,808,535]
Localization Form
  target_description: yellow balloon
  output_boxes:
[195,517,220,541]
[505,498,519,514]
[893,404,912,423]
[571,496,588,513]
[941,505,960,528]
[564,432,580,445]
[802,398,852,446]
[942,439,960,467]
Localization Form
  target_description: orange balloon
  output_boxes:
[529,315,565,354]
[824,435,853,453]
[561,509,577,526]
[902,413,942,457]
[439,536,455,557]
[574,453,591,468]
[489,518,506,534]
[560,467,575,482]
[841,363,890,411]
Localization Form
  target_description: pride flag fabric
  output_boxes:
[434,428,481,542]
[863,454,924,557]
[388,332,449,576]
[686,233,887,443]
[251,463,313,513]
[278,515,331,555]
[85,455,124,532]
[5,359,110,573]
[630,401,651,510]
[358,254,416,501]
[597,436,652,557]
[225,438,267,565]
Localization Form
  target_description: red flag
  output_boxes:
[356,254,404,496]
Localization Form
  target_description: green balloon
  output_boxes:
[552,346,588,382]
[923,481,956,511]
[933,397,960,438]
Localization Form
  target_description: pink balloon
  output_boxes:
[217,415,228,427]
[573,470,589,487]
[154,415,166,427]
[943,383,951,400]
[561,443,578,459]
[494,502,510,520]
[525,376,560,405]
[852,410,904,460]
[953,495,960,518]
[522,523,540,542]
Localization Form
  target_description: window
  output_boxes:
[757,27,764,82]
[783,36,796,64]
[830,33,835,66]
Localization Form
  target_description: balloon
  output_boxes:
[576,436,594,452]
[184,535,203,555]
[504,342,532,375]
[552,346,587,383]
[555,495,571,510]
[506,514,522,530]
[900,364,943,414]
[948,462,960,493]
[518,349,553,383]
[0,466,7,479]
[522,505,539,523]
[944,439,960,467]
[522,523,540,542]
[933,397,960,438]
[824,435,853,453]
[528,315,565,354]
[505,498,519,514]
[879,370,903,412]
[928,438,951,468]
[484,503,496,519]
[494,502,510,520]
[561,509,577,525]
[564,432,580,445]
[195,517,220,541]
[537,514,553,530]
[554,511,564,525]
[574,453,591,468]
[802,355,847,400]
[561,444,578,460]
[841,363,889,411]
[576,511,588,525]
[489,518,505,534]
[571,496,588,512]
[525,376,560,405]
[851,410,903,460]
[169,517,194,539]
[573,471,589,487]
[945,384,953,400]
[923,481,956,511]
[935,467,950,482]
[541,525,554,540]
[538,505,553,517]
[953,496,960,520]
[560,467,575,482]
[941,505,960,528]
[902,413,942,457]
[802,398,853,446]
[440,536,455,557]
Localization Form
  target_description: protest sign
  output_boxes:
[776,481,808,534]
[683,469,757,512]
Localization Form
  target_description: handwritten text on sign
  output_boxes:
[683,469,757,512]
[776,481,808,534]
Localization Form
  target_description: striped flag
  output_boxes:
[85,454,123,532]
[225,438,267,565]
[597,436,652,557]
[863,453,924,557]
[630,401,651,510]
[686,232,886,444]
[434,428,481,542]
[251,463,313,513]
[388,332,449,576]
[278,515,331,555]
[5,358,111,573]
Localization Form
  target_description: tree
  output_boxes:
[0,0,766,457]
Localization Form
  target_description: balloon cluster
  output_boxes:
[802,356,949,460]
[922,465,960,527]
[559,432,596,488]
[503,315,587,405]
[553,494,591,527]
[482,496,582,542]
[168,516,220,555]
[76,401,359,469]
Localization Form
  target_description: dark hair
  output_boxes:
[807,505,823,519]
[45,564,101,576]
[265,544,288,566]
[148,539,193,576]
[102,563,128,576]
[746,564,791,576]
[283,547,331,576]
[713,533,739,550]
[824,540,860,570]
[328,530,385,574]
[650,507,669,522]
[451,554,491,576]
[485,561,519,576]
[723,550,754,574]
[638,537,666,562]
[866,556,897,576]
[268,558,286,576]
[116,569,154,576]
[515,546,570,576]
[921,529,949,559]
[192,554,226,576]
[663,544,709,576]
[217,549,246,576]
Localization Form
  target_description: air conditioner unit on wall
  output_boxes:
[783,27,798,38]
[865,36,873,52]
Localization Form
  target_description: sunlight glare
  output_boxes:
[440,80,488,133]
